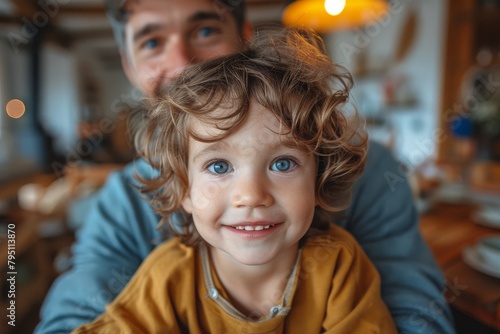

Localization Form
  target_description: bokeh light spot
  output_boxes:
[6,99,25,119]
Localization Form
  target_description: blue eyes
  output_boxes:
[198,27,215,38]
[206,158,296,175]
[271,159,294,172]
[207,161,232,174]
[138,25,218,52]
[143,39,158,49]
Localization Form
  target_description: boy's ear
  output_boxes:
[181,196,193,214]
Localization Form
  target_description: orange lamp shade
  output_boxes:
[282,0,390,33]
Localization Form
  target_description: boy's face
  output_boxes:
[182,102,318,267]
[121,0,249,97]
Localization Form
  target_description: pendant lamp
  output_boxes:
[282,0,390,33]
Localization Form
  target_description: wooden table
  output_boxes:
[420,202,500,331]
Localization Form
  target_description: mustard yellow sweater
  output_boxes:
[73,225,397,333]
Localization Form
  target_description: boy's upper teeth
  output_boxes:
[234,225,273,231]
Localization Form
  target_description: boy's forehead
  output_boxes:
[187,102,287,141]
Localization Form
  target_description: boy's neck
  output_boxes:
[208,244,299,319]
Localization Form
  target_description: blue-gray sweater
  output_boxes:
[36,142,455,333]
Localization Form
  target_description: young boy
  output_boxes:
[73,26,397,333]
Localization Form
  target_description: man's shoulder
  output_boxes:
[364,141,400,176]
[108,158,156,184]
[78,158,160,251]
[350,141,410,208]
[98,158,158,203]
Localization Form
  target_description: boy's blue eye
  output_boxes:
[271,159,295,172]
[207,161,232,174]
[198,27,215,38]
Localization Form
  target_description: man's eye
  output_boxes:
[207,161,232,174]
[142,39,158,49]
[271,158,296,172]
[198,27,216,38]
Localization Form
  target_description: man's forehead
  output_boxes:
[123,0,223,14]
[124,0,230,42]
[125,1,237,44]
[122,0,143,13]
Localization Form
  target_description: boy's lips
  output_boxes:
[231,224,276,231]
[223,221,283,234]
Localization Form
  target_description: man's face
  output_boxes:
[122,0,248,97]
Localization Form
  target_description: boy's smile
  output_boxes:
[182,101,318,269]
[223,221,283,239]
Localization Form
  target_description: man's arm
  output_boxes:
[35,160,160,333]
[340,141,455,334]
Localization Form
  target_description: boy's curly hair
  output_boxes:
[137,26,367,244]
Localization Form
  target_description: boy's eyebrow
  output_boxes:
[191,137,308,163]
[133,11,223,44]
[192,141,230,163]
[276,138,310,153]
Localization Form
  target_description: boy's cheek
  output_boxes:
[187,182,223,211]
[181,196,193,214]
[182,193,208,213]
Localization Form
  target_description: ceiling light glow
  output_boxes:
[325,0,346,16]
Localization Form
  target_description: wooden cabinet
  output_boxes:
[439,0,500,190]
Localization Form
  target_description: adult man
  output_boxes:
[36,0,455,333]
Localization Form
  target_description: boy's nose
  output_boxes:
[231,174,274,209]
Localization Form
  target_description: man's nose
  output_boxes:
[163,36,195,79]
[231,172,274,209]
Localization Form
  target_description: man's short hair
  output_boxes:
[104,0,246,50]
